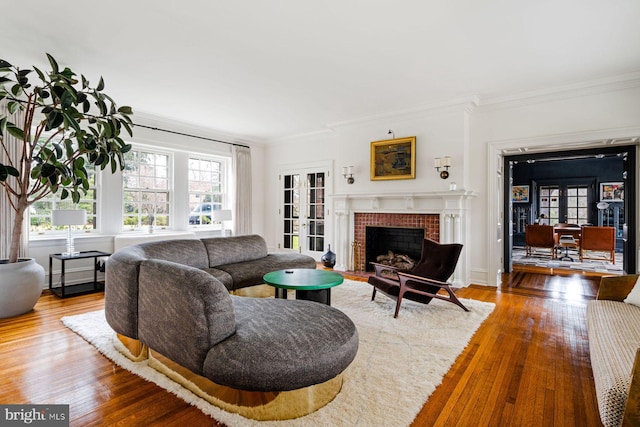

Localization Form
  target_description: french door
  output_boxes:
[536,180,594,225]
[281,168,327,257]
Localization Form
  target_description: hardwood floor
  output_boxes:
[0,270,604,426]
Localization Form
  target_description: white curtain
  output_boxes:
[232,145,252,235]
[0,101,28,259]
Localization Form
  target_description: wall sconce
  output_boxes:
[434,156,451,179]
[388,129,395,139]
[342,166,355,184]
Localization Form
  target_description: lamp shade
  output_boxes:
[52,209,87,226]
[213,209,232,222]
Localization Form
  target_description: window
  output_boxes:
[30,168,97,234]
[539,184,590,225]
[188,156,225,226]
[122,149,170,230]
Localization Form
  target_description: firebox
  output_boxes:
[365,226,424,271]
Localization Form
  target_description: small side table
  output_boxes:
[49,251,110,298]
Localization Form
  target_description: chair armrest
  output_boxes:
[596,275,639,301]
[623,347,640,425]
[396,271,448,288]
[370,262,400,277]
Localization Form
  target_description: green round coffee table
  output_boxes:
[263,269,344,305]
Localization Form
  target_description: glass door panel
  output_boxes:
[282,169,326,256]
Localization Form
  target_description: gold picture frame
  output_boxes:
[370,136,416,181]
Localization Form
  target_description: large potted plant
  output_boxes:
[0,54,133,317]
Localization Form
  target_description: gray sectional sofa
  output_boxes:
[106,234,317,339]
[104,235,359,420]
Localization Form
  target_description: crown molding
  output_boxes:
[326,96,480,130]
[133,110,264,147]
[478,72,640,112]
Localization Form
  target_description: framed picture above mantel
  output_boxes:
[370,136,416,181]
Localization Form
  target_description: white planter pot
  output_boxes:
[0,258,44,318]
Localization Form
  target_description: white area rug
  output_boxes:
[61,279,494,426]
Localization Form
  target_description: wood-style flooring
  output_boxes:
[0,267,604,426]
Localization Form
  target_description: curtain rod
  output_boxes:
[133,123,251,149]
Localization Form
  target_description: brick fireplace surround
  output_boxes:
[353,213,440,271]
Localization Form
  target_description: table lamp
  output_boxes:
[213,209,232,236]
[52,209,87,256]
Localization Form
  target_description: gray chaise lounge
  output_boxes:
[105,235,359,420]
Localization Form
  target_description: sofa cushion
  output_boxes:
[203,296,359,392]
[136,239,210,269]
[587,300,640,427]
[138,260,236,374]
[202,235,268,267]
[216,254,317,290]
[202,267,234,290]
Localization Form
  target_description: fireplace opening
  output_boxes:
[365,226,424,271]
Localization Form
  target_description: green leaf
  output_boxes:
[7,101,20,114]
[96,77,104,91]
[46,111,64,130]
[11,84,22,96]
[0,76,11,84]
[0,164,19,182]
[0,117,6,136]
[33,66,46,81]
[46,53,59,74]
[53,143,63,159]
[6,123,24,139]
[0,59,12,68]
[61,189,69,199]
[60,90,74,108]
[41,163,56,178]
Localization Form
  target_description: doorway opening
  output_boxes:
[503,145,635,275]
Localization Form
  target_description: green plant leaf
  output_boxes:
[96,77,104,91]
[7,101,20,114]
[46,53,59,74]
[6,123,24,139]
[61,189,69,199]
[11,84,22,96]
[33,66,46,81]
[0,76,11,84]
[41,163,55,178]
[0,59,12,68]
[0,164,19,182]
[53,143,63,159]
[46,111,64,130]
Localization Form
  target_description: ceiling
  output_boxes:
[3,1,640,143]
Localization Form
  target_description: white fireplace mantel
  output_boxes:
[331,190,476,213]
[330,190,476,286]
